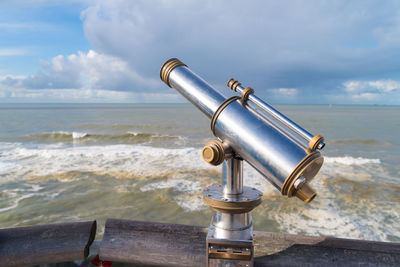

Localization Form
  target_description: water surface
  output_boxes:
[0,103,399,242]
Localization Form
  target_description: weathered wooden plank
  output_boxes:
[0,221,96,267]
[100,219,400,266]
[100,219,206,266]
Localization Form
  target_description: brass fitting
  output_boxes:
[281,151,323,203]
[160,58,187,87]
[202,140,225,166]
[227,78,241,92]
[240,87,254,104]
[295,183,317,203]
[309,134,325,151]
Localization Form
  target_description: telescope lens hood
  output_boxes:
[160,58,187,87]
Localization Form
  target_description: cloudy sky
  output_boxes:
[1,0,400,104]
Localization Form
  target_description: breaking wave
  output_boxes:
[12,131,186,145]
[328,138,390,146]
[324,156,381,165]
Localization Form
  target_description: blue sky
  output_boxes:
[1,0,400,104]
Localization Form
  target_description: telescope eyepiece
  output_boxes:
[160,58,187,87]
[295,183,317,203]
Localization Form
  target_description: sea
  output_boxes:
[0,103,399,243]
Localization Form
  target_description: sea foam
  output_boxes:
[72,132,88,139]
[324,156,381,165]
[0,143,212,180]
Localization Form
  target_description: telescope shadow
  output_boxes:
[253,232,400,266]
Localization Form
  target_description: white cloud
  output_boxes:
[268,88,298,96]
[341,79,400,103]
[351,93,379,100]
[2,50,159,91]
[343,79,400,93]
[368,80,400,93]
[0,75,26,80]
[0,86,181,103]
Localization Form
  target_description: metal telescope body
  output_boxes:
[160,58,325,266]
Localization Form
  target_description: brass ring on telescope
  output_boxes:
[309,134,324,151]
[281,151,322,198]
[210,96,241,136]
[203,197,262,214]
[240,87,254,104]
[227,78,241,92]
[203,185,262,214]
[160,58,187,87]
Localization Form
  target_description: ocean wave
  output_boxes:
[1,141,399,242]
[12,131,185,145]
[73,123,178,131]
[140,179,202,193]
[328,139,391,146]
[0,144,213,180]
[0,193,35,213]
[273,175,400,242]
[324,156,381,165]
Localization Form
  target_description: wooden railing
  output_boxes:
[0,221,96,266]
[1,219,399,266]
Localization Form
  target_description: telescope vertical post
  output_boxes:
[206,156,258,267]
[223,157,243,196]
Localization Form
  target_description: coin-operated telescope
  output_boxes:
[160,58,325,266]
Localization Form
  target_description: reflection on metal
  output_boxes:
[160,58,327,266]
[227,78,325,151]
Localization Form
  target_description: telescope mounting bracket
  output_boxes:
[202,140,263,266]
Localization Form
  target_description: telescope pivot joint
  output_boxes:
[202,140,233,166]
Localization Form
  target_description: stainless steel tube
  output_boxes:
[161,59,225,118]
[211,212,252,240]
[227,79,325,149]
[160,58,324,202]
[231,82,325,151]
[213,157,252,241]
[238,82,312,139]
[246,103,310,151]
[223,158,243,196]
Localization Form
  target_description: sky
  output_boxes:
[1,0,400,104]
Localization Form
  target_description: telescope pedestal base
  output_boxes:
[206,213,255,267]
[203,154,261,266]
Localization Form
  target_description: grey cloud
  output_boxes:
[80,0,400,103]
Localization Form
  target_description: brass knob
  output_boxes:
[202,140,225,166]
[295,183,317,203]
